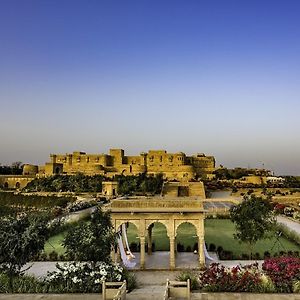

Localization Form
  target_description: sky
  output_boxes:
[0,0,299,175]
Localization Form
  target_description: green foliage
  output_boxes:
[45,261,123,293]
[0,214,49,290]
[0,273,48,293]
[230,195,276,257]
[25,173,104,192]
[63,208,114,262]
[214,167,251,180]
[282,176,300,188]
[116,173,163,195]
[122,268,138,292]
[0,162,23,175]
[0,192,75,217]
[176,270,200,290]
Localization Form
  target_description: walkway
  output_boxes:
[277,215,300,234]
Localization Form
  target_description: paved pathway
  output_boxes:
[277,215,300,234]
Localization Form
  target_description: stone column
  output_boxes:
[198,236,205,267]
[170,236,175,270]
[140,236,146,269]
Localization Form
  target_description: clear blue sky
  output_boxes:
[0,0,299,175]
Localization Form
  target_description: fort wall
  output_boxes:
[41,149,215,181]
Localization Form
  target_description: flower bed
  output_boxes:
[197,257,300,293]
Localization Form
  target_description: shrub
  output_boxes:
[241,253,250,260]
[48,251,58,261]
[216,246,223,254]
[293,281,300,293]
[129,242,138,252]
[199,263,275,293]
[45,261,124,293]
[122,268,137,292]
[176,271,200,290]
[177,243,184,252]
[209,243,216,252]
[0,273,46,293]
[186,246,192,252]
[262,256,300,293]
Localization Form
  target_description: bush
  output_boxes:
[209,243,216,252]
[48,251,58,261]
[186,246,192,252]
[199,263,275,293]
[176,271,200,290]
[216,246,223,254]
[177,243,184,252]
[262,256,300,293]
[38,252,48,261]
[130,242,138,252]
[0,273,46,293]
[45,261,124,293]
[293,281,300,293]
[122,268,137,292]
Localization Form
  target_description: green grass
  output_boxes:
[45,220,300,258]
[204,219,300,257]
[44,231,66,255]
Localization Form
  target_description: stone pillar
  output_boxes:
[147,226,153,255]
[198,236,205,267]
[170,236,175,270]
[140,236,146,269]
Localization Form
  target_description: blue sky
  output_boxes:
[0,0,299,175]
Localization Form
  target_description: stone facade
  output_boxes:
[0,175,36,189]
[162,181,206,198]
[41,149,215,180]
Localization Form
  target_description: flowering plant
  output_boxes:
[45,261,123,293]
[262,256,300,293]
[199,263,275,293]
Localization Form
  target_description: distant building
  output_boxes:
[39,149,215,181]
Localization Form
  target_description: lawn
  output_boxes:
[44,231,67,255]
[205,219,299,257]
[127,220,300,256]
[44,220,300,258]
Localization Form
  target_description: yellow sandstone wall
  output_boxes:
[41,149,215,181]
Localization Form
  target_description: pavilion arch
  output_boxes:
[175,220,201,238]
[110,197,206,270]
[115,219,141,237]
[175,221,198,252]
[4,182,8,189]
[146,219,171,238]
[15,182,20,189]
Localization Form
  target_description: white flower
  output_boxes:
[72,276,82,283]
[94,279,101,284]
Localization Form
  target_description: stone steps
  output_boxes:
[127,285,165,300]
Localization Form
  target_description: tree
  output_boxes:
[63,208,115,263]
[0,214,48,290]
[229,194,276,258]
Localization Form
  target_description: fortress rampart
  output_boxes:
[41,149,215,181]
